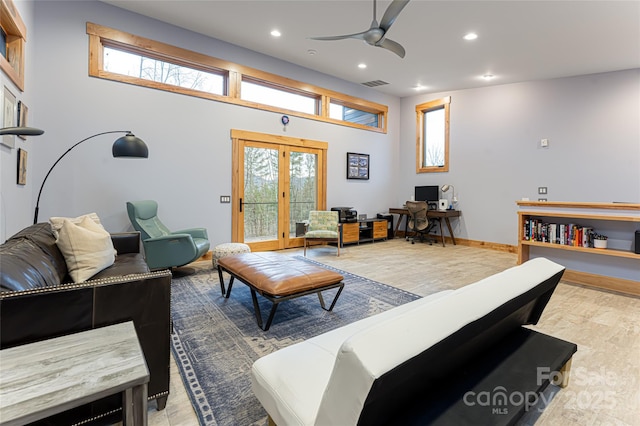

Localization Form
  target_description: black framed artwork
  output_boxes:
[17,148,27,185]
[347,152,369,180]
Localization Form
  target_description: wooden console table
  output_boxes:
[389,207,461,247]
[0,321,149,426]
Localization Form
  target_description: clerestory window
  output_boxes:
[87,23,388,133]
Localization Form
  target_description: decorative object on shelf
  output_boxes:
[16,147,26,184]
[33,131,149,224]
[593,234,608,249]
[347,152,369,180]
[16,100,27,139]
[1,86,17,148]
[441,184,457,205]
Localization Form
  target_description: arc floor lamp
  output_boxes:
[31,130,149,224]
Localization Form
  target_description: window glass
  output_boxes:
[241,80,317,114]
[330,102,379,128]
[88,23,388,133]
[423,107,445,167]
[416,97,451,173]
[104,47,224,95]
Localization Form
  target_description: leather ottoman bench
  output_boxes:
[217,252,344,331]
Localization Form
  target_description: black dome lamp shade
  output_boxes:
[34,130,149,224]
[112,132,149,158]
[0,126,45,136]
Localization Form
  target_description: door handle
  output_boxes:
[239,198,243,213]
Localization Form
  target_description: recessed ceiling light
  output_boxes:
[358,63,367,69]
[270,30,281,37]
[464,33,478,41]
[414,84,427,91]
[483,74,495,80]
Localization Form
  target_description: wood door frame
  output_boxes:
[231,129,328,251]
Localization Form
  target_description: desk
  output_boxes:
[0,321,149,426]
[389,207,461,247]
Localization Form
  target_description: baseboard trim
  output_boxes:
[397,232,517,254]
[562,270,640,297]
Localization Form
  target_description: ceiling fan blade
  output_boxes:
[376,38,406,58]
[309,31,367,41]
[379,0,410,32]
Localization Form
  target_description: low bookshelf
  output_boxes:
[517,201,640,296]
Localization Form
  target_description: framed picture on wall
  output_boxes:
[347,152,369,180]
[2,86,17,148]
[17,101,28,140]
[17,148,27,185]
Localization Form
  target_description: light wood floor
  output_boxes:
[147,239,640,426]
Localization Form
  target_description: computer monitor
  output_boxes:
[415,185,439,203]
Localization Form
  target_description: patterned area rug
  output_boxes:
[170,255,419,426]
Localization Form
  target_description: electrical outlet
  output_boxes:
[220,195,231,203]
[538,187,547,195]
[538,198,547,202]
[540,138,549,148]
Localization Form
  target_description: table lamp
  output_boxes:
[441,184,457,204]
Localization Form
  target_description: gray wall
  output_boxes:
[1,1,638,281]
[4,0,399,244]
[0,0,38,242]
[399,70,640,280]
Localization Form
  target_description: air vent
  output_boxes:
[361,80,389,87]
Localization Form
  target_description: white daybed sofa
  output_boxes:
[251,258,577,426]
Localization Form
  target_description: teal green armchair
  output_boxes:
[126,200,210,270]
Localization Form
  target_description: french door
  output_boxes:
[231,130,327,251]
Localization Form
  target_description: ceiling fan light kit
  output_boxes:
[309,0,410,58]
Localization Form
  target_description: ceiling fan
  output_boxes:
[309,0,410,58]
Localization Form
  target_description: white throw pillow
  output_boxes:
[54,216,116,282]
[50,212,103,239]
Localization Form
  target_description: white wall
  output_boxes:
[18,0,399,246]
[399,69,640,280]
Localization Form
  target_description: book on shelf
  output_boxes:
[523,219,596,248]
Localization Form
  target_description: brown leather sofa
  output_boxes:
[0,222,172,425]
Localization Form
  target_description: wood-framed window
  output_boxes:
[416,96,451,173]
[87,23,388,133]
[0,0,26,91]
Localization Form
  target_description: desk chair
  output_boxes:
[405,201,439,245]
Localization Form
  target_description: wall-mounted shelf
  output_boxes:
[516,201,640,296]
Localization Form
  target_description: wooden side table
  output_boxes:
[0,321,149,426]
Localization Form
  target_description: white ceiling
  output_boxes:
[102,0,640,98]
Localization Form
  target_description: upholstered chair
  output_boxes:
[126,200,210,269]
[304,211,341,256]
